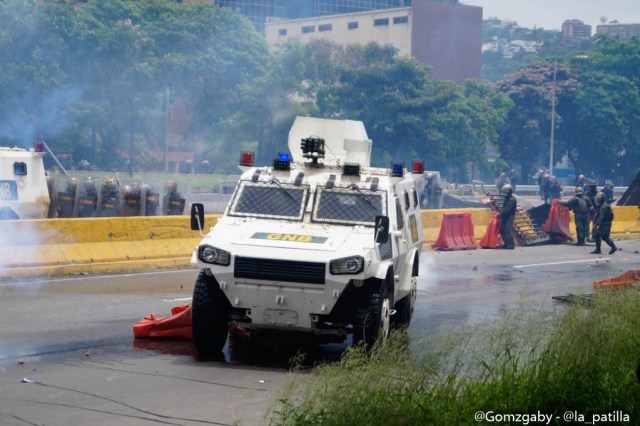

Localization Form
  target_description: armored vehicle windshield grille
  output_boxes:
[234,256,325,284]
[228,180,308,221]
[312,185,387,226]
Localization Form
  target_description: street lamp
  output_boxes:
[549,60,557,177]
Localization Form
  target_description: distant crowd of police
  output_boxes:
[494,172,618,255]
[49,176,186,218]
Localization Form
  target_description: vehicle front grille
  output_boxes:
[234,256,325,285]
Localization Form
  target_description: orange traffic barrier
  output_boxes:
[432,212,477,250]
[543,199,573,242]
[133,304,193,340]
[593,270,640,290]
[480,211,504,249]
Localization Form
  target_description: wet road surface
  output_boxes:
[0,240,638,425]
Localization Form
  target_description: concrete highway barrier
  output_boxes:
[0,215,219,278]
[0,206,637,278]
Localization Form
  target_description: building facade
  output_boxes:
[562,19,592,39]
[266,8,413,56]
[265,0,481,84]
[216,0,410,34]
[596,21,640,40]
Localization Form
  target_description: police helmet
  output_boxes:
[66,177,78,192]
[574,186,584,194]
[502,184,513,193]
[103,178,119,193]
[595,192,605,204]
[166,180,178,193]
[83,177,96,192]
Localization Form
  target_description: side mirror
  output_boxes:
[190,203,205,232]
[374,215,390,244]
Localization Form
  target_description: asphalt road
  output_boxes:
[1,239,639,425]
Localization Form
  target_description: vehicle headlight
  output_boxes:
[330,256,364,275]
[198,245,231,266]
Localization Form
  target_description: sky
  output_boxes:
[460,0,640,31]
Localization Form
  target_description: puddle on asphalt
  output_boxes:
[132,328,348,368]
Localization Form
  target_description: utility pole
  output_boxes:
[549,60,557,177]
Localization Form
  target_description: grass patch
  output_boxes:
[268,289,640,425]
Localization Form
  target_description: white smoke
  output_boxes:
[418,252,439,291]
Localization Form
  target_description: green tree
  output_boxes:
[494,61,579,179]
[558,71,640,183]
[0,0,74,147]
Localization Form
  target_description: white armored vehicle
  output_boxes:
[190,116,424,355]
[0,144,50,220]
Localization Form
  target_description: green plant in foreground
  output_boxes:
[268,289,640,425]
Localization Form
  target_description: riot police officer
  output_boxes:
[499,184,517,249]
[602,181,615,204]
[56,177,79,218]
[549,176,562,201]
[123,183,143,216]
[163,180,185,215]
[560,186,592,246]
[100,178,120,217]
[584,181,598,240]
[141,183,159,216]
[591,192,617,255]
[78,177,98,218]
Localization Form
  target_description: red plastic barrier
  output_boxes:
[543,199,573,242]
[480,211,504,249]
[133,304,193,340]
[593,270,640,290]
[432,212,477,250]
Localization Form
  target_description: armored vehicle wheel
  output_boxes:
[192,270,230,356]
[353,277,391,349]
[392,276,417,328]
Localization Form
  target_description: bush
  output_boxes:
[269,289,640,425]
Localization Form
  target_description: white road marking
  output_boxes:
[163,297,192,303]
[513,258,612,269]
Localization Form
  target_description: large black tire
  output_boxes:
[391,276,417,328]
[353,275,391,349]
[191,270,230,356]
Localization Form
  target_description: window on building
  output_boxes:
[348,21,359,30]
[393,16,408,24]
[278,28,287,36]
[318,23,332,32]
[373,18,389,26]
[301,25,315,34]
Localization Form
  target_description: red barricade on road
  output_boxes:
[593,269,640,290]
[432,212,477,250]
[480,211,504,249]
[133,304,193,340]
[543,199,573,242]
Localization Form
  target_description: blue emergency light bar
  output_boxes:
[391,162,405,177]
[273,152,291,171]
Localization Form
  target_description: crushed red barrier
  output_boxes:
[480,211,504,249]
[133,304,193,340]
[593,270,640,290]
[542,199,573,243]
[432,212,477,250]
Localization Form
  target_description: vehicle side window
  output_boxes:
[14,162,27,176]
[396,199,404,230]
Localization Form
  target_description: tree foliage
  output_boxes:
[496,37,640,184]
